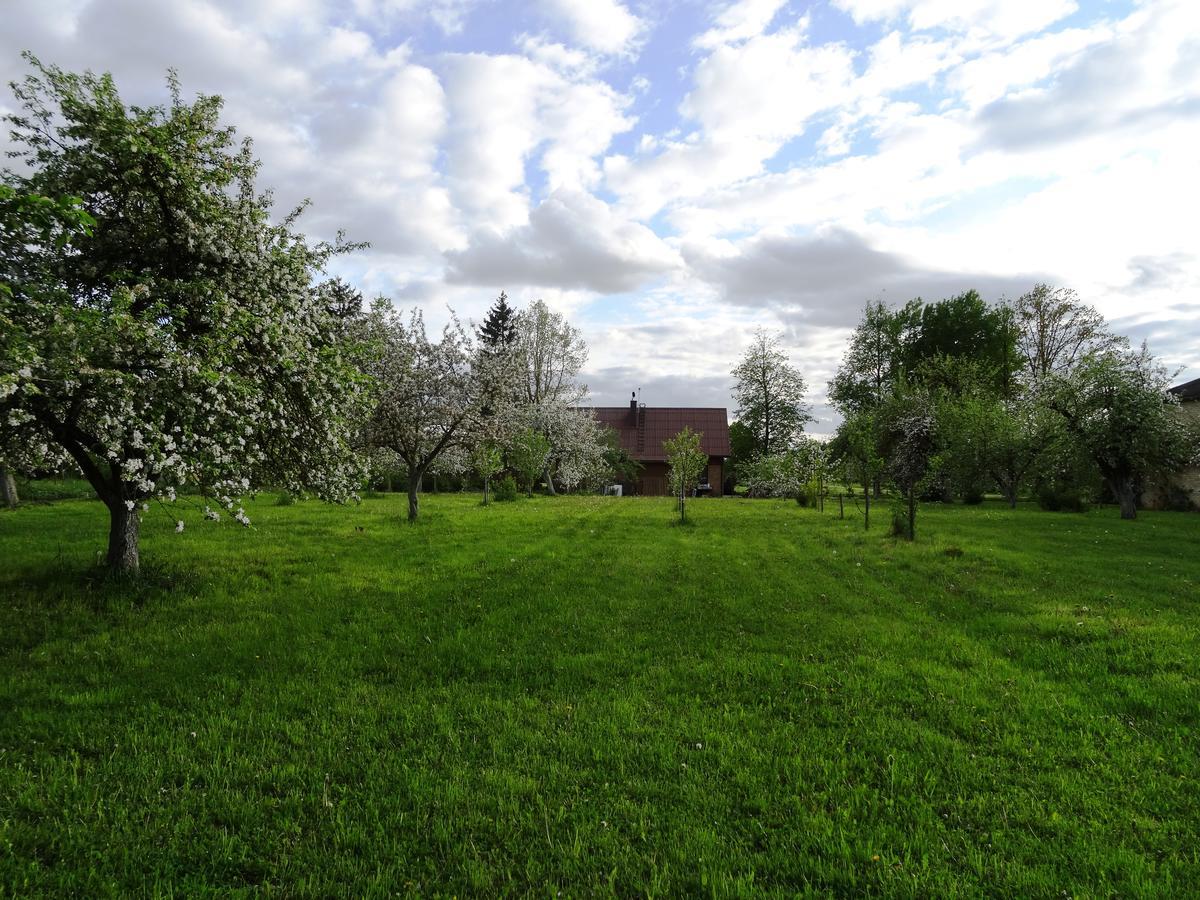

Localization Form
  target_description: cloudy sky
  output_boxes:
[4,0,1198,431]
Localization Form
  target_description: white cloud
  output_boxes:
[694,0,791,48]
[445,189,679,293]
[538,0,646,55]
[833,0,1078,41]
[440,51,635,232]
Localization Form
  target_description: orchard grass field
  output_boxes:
[1,491,1198,896]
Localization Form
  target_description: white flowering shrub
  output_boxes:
[1,58,368,571]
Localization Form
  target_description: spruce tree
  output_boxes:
[478,291,517,349]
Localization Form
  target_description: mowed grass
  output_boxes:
[1,493,1198,897]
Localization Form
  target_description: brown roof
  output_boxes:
[591,406,731,461]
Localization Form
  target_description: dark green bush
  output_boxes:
[493,475,518,502]
[1037,487,1089,512]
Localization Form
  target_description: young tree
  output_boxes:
[879,385,938,540]
[470,441,503,505]
[363,303,479,521]
[664,427,707,524]
[1,59,367,572]
[731,328,811,457]
[509,427,551,497]
[830,410,885,529]
[1045,347,1197,519]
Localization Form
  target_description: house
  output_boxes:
[592,394,732,496]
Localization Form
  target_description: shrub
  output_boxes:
[1037,487,1089,512]
[493,475,518,502]
[890,496,913,539]
[962,488,985,505]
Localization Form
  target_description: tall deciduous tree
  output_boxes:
[664,427,706,524]
[731,328,810,458]
[828,300,915,417]
[1012,284,1123,383]
[363,303,479,521]
[1045,346,1196,519]
[1,58,367,572]
[512,298,590,494]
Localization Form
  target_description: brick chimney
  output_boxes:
[629,391,638,423]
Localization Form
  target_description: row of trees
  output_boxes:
[359,291,623,521]
[0,58,629,572]
[826,287,1197,535]
[717,288,1196,539]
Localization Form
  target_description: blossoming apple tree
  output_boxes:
[1,58,368,572]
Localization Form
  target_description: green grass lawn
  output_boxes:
[1,493,1198,896]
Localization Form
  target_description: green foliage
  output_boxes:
[664,426,707,523]
[477,290,518,349]
[599,426,642,485]
[1037,485,1090,513]
[2,494,1199,895]
[731,328,811,457]
[509,427,552,497]
[1,55,367,570]
[492,474,518,502]
[1045,347,1196,519]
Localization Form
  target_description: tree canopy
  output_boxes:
[1,56,367,571]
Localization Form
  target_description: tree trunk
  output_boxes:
[543,465,556,496]
[1113,477,1138,520]
[483,476,490,506]
[106,501,140,573]
[907,487,916,540]
[872,476,882,499]
[0,468,17,509]
[407,470,421,521]
[863,479,871,531]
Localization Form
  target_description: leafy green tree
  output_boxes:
[1,58,367,572]
[471,442,504,505]
[664,427,707,523]
[731,328,810,457]
[903,291,1017,396]
[829,410,885,529]
[828,300,917,416]
[727,419,757,485]
[509,427,551,497]
[1045,347,1197,519]
[599,427,642,486]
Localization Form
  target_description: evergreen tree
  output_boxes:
[478,291,517,349]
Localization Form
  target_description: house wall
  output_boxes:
[632,458,725,496]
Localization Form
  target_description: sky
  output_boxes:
[3,0,1199,432]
